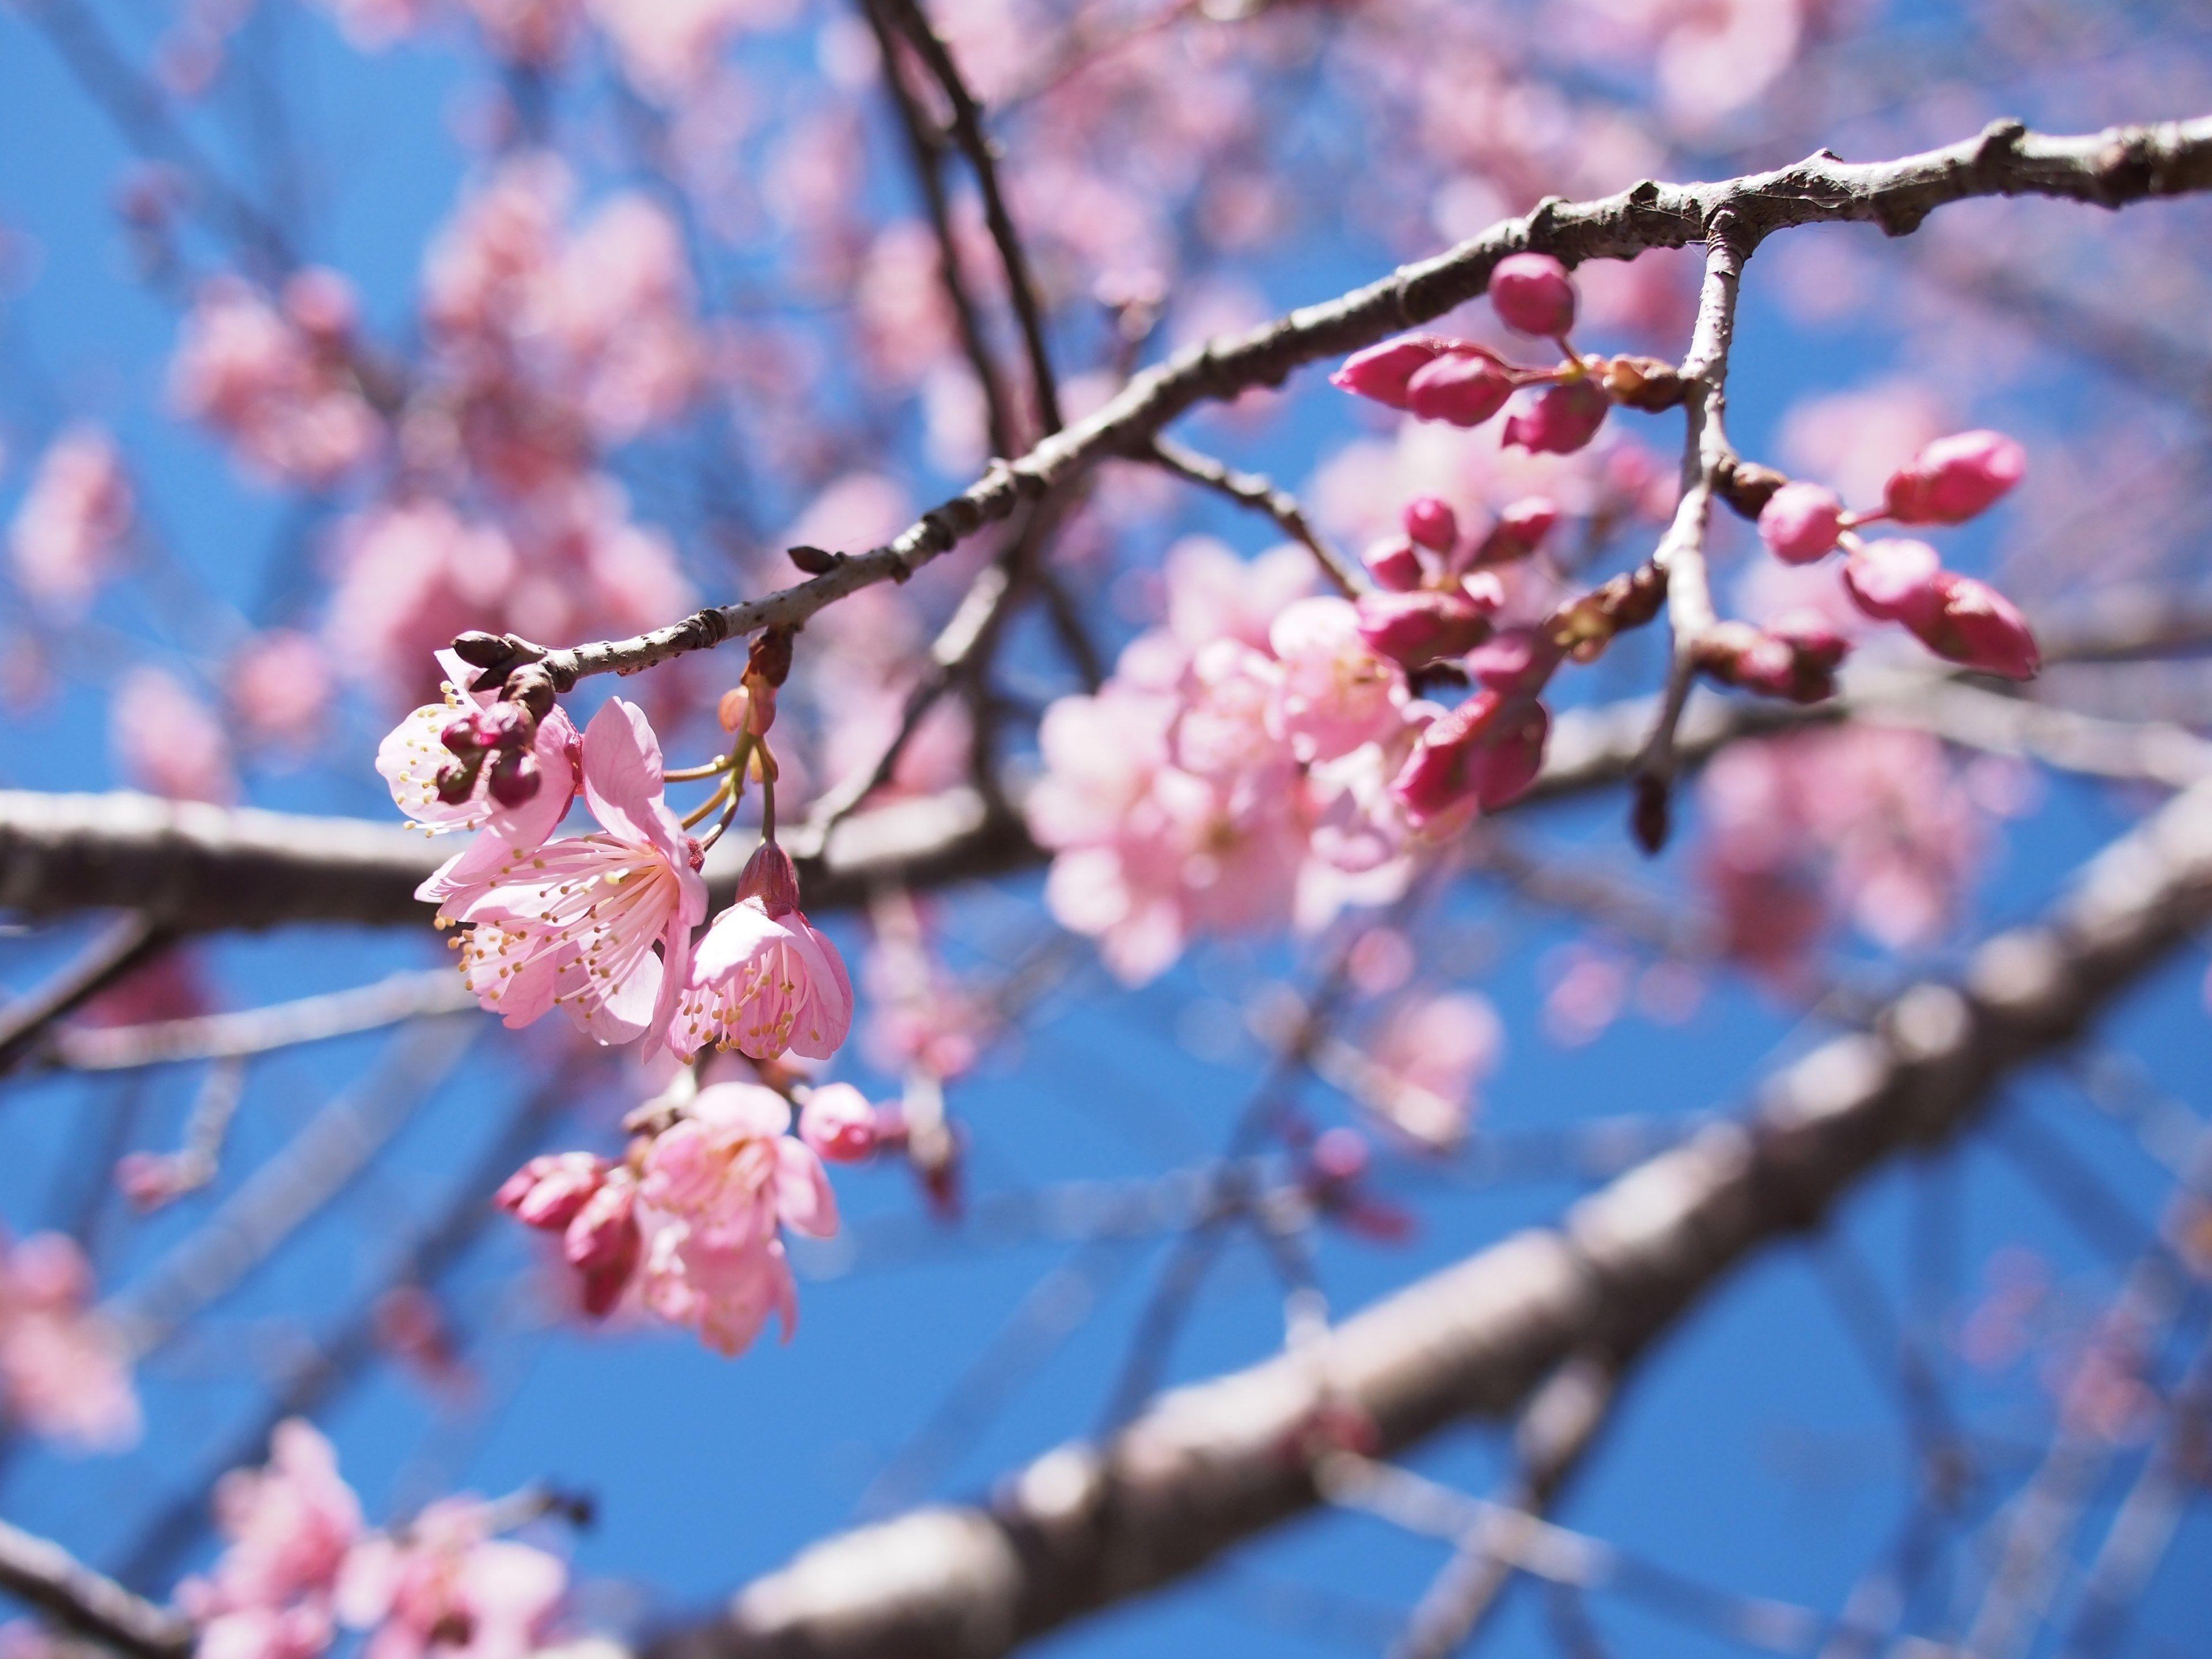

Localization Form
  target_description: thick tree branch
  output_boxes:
[642,772,2212,1659]
[0,1517,190,1659]
[514,116,2212,690]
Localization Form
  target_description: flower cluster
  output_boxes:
[6,425,135,614]
[0,1230,139,1452]
[181,1421,567,1659]
[1334,254,1681,458]
[1753,430,2037,680]
[497,1080,881,1356]
[1028,523,1562,983]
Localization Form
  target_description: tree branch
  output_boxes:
[515,116,2212,690]
[0,1517,190,1659]
[642,771,2212,1659]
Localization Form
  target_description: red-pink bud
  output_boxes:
[1402,496,1459,554]
[1391,691,1549,823]
[1883,430,2025,524]
[479,702,532,749]
[1488,252,1576,338]
[799,1084,879,1163]
[1362,536,1425,592]
[486,748,541,807]
[1330,335,1453,410]
[1721,611,1850,704]
[736,840,804,915]
[1769,608,1850,675]
[441,713,492,755]
[1502,379,1609,455]
[434,756,483,805]
[496,1152,611,1232]
[1406,352,1515,426]
[1464,627,1561,696]
[1842,539,1945,626]
[1355,588,1495,668]
[1468,495,1560,568]
[1758,482,1844,565]
[1905,573,2040,680]
[564,1175,641,1318]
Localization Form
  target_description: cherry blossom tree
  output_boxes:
[3,2,2212,1658]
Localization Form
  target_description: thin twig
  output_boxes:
[1142,437,1363,597]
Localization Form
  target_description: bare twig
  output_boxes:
[1141,437,1363,597]
[43,969,476,1073]
[0,916,173,1077]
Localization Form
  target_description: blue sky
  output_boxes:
[2,5,2210,1657]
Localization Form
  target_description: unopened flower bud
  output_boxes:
[1356,587,1495,668]
[1402,497,1459,553]
[440,713,491,756]
[495,1153,611,1232]
[1391,691,1549,823]
[1406,351,1516,426]
[716,686,751,733]
[1464,627,1560,696]
[799,1084,879,1163]
[434,756,483,805]
[1842,539,1945,625]
[479,702,532,749]
[1502,378,1609,455]
[1906,573,2040,680]
[1470,495,1559,566]
[564,1175,641,1318]
[1488,252,1577,338]
[1758,482,1845,565]
[1308,1126,1371,1187]
[487,748,541,807]
[1330,335,1455,410]
[1362,536,1425,592]
[1883,430,2025,524]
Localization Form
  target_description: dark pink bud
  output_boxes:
[1464,626,1561,696]
[1758,482,1844,565]
[798,1084,878,1163]
[736,840,805,915]
[1502,378,1609,455]
[1883,430,2025,525]
[1402,496,1459,553]
[1330,335,1454,410]
[441,713,492,755]
[1468,495,1559,568]
[564,1175,641,1319]
[1363,536,1425,592]
[479,702,532,749]
[434,756,483,805]
[486,748,541,807]
[1355,588,1494,668]
[1720,612,1849,704]
[1488,252,1576,338]
[496,1152,611,1232]
[1906,573,2040,680]
[1406,351,1514,426]
[1391,691,1550,823]
[1769,608,1850,675]
[1842,539,1944,626]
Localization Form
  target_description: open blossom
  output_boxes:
[1268,597,1405,762]
[0,1231,139,1450]
[634,1083,838,1356]
[671,842,853,1062]
[185,1421,362,1625]
[336,1499,566,1659]
[8,425,133,611]
[434,699,706,1047]
[378,649,579,849]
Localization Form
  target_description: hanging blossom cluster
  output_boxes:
[5,424,135,615]
[379,637,888,1355]
[180,1419,568,1659]
[0,1230,139,1452]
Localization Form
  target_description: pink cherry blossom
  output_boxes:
[112,666,236,804]
[1267,596,1405,763]
[188,1421,362,1619]
[378,650,579,850]
[1358,991,1502,1147]
[436,699,706,1047]
[0,1231,140,1450]
[7,425,134,612]
[671,842,853,1062]
[798,1084,878,1162]
[171,275,381,488]
[634,1082,838,1355]
[336,1499,566,1659]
